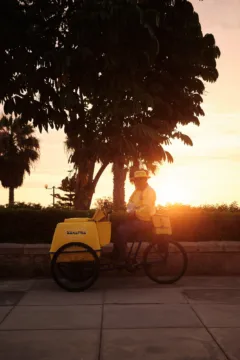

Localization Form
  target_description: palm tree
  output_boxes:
[65,133,109,210]
[110,121,175,210]
[0,116,40,206]
[112,157,128,211]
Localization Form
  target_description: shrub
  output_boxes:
[0,208,94,244]
[94,197,113,210]
[0,207,240,244]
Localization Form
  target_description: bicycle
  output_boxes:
[50,206,188,292]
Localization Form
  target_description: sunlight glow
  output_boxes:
[149,175,193,206]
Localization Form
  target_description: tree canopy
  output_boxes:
[0,0,220,209]
[1,1,220,132]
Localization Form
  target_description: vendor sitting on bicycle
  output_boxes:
[115,170,156,261]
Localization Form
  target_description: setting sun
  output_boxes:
[149,174,193,206]
[156,182,192,205]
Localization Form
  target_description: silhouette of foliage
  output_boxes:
[55,175,76,208]
[0,1,220,210]
[0,116,40,205]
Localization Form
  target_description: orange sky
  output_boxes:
[0,0,240,207]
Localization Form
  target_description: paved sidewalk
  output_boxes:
[1,276,240,359]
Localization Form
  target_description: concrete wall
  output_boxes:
[0,242,240,278]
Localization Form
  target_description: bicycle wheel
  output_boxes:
[51,242,100,292]
[143,240,188,284]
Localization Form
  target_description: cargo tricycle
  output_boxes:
[50,206,188,292]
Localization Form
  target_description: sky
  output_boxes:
[0,0,240,207]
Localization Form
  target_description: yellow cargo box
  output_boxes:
[152,214,172,235]
[64,218,90,223]
[50,214,111,262]
[96,222,111,247]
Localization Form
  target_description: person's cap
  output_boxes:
[133,170,150,179]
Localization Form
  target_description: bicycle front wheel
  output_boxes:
[143,240,188,284]
[51,242,100,292]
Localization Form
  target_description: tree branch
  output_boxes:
[92,162,109,189]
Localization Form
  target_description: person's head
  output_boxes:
[132,170,149,190]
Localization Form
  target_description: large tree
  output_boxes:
[64,0,220,210]
[0,116,40,205]
[1,0,160,209]
[0,1,220,209]
[109,0,221,209]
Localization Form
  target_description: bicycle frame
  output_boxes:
[127,240,143,262]
[100,240,147,272]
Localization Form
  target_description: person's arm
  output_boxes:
[135,188,156,219]
[128,191,136,206]
[127,191,137,216]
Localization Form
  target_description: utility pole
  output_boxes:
[45,185,56,207]
[52,186,56,206]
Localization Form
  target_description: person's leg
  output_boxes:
[137,220,153,233]
[114,220,131,260]
[114,219,142,260]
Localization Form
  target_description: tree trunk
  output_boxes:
[129,159,140,182]
[113,160,127,211]
[74,186,92,210]
[9,187,14,206]
[74,162,108,210]
[74,168,92,210]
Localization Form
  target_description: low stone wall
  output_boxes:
[0,242,240,278]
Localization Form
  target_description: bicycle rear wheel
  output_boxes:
[51,242,100,292]
[143,240,188,284]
